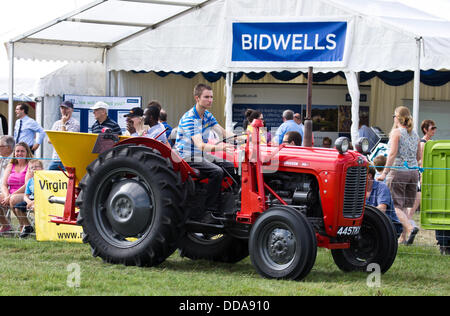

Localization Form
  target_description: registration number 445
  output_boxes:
[337,226,361,236]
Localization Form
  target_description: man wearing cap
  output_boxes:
[90,101,122,135]
[124,107,149,137]
[48,101,80,170]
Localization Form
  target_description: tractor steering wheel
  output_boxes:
[214,132,248,147]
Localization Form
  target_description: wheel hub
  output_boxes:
[105,179,152,237]
[267,228,295,265]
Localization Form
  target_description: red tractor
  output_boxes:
[47,120,397,281]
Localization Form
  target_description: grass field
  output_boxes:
[0,237,448,296]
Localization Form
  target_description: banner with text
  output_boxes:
[63,94,142,134]
[34,171,83,243]
[230,20,351,68]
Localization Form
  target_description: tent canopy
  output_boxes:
[6,0,450,73]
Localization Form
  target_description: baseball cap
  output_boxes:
[60,100,74,109]
[124,107,144,118]
[90,101,109,110]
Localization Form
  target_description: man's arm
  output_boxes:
[212,124,234,141]
[191,134,231,153]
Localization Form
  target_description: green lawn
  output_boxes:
[0,238,448,296]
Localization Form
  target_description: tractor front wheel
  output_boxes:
[249,206,317,281]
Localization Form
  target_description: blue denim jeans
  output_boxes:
[48,160,65,171]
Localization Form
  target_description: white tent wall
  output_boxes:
[35,62,105,164]
[107,0,450,73]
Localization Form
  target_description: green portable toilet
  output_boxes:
[421,140,450,230]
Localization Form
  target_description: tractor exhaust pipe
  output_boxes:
[48,196,66,205]
[303,67,313,147]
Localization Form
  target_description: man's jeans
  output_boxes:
[48,160,65,171]
[187,155,234,212]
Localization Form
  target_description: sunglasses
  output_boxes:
[430,126,437,130]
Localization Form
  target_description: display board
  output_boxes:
[63,94,142,133]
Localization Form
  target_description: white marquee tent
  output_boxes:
[6,0,450,143]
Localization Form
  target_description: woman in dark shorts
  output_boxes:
[377,106,421,245]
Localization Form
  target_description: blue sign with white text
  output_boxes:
[232,21,347,63]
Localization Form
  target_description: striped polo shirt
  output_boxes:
[91,116,122,135]
[175,106,218,160]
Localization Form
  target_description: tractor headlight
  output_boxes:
[335,137,349,154]
[355,137,370,154]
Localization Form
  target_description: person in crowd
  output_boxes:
[282,131,302,146]
[358,122,371,139]
[246,110,267,144]
[418,119,437,167]
[0,142,33,236]
[12,159,43,238]
[90,101,122,135]
[175,83,235,223]
[0,113,8,136]
[294,113,304,134]
[159,109,173,142]
[322,137,332,148]
[243,109,254,130]
[148,100,162,111]
[143,105,170,146]
[0,136,15,184]
[377,106,421,245]
[373,155,387,181]
[366,165,403,238]
[13,103,45,154]
[274,110,304,145]
[124,107,148,137]
[48,101,80,170]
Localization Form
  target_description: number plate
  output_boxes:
[337,226,361,236]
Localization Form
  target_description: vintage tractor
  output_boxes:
[46,120,397,280]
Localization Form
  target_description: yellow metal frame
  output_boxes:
[46,131,129,184]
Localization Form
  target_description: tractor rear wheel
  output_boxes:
[331,205,398,273]
[178,233,248,263]
[77,145,185,267]
[249,206,317,281]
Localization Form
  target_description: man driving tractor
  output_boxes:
[174,83,236,223]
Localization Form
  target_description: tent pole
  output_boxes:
[413,37,422,133]
[104,48,111,96]
[8,42,14,136]
[303,67,313,147]
[345,71,360,146]
[225,72,234,133]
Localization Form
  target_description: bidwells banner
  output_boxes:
[231,21,349,67]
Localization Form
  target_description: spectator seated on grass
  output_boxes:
[366,165,403,238]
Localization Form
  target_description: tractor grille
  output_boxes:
[342,166,367,218]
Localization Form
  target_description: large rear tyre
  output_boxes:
[331,205,398,273]
[178,233,249,263]
[77,145,185,267]
[249,206,317,281]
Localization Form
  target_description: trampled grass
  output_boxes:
[0,238,448,296]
